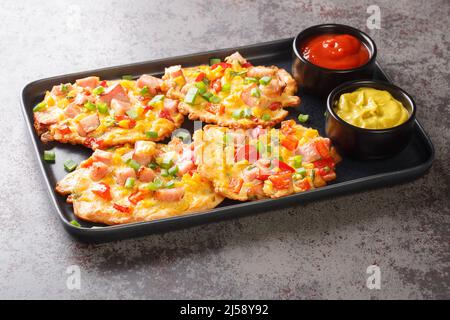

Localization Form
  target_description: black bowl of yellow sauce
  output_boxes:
[325,80,416,160]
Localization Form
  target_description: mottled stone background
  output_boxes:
[0,0,448,299]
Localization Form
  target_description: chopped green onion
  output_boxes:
[64,160,77,172]
[146,131,158,139]
[146,178,163,191]
[140,86,149,95]
[122,75,133,80]
[232,109,243,119]
[33,101,47,112]
[168,166,179,176]
[293,155,303,168]
[127,159,141,171]
[126,108,138,120]
[174,131,190,143]
[149,94,165,105]
[43,150,55,162]
[243,108,252,118]
[250,87,261,98]
[223,133,232,145]
[165,180,176,189]
[322,166,331,173]
[124,177,135,189]
[262,113,271,121]
[184,87,199,104]
[209,95,221,104]
[96,102,109,114]
[84,101,96,111]
[259,76,272,85]
[230,70,247,77]
[70,220,81,227]
[298,114,309,123]
[209,58,221,66]
[159,157,173,169]
[202,77,210,86]
[104,116,116,127]
[244,77,258,84]
[256,141,264,153]
[160,169,169,177]
[61,84,69,93]
[148,162,158,169]
[195,81,207,93]
[92,86,105,95]
[221,83,231,92]
[200,91,213,101]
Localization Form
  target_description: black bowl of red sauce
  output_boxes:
[292,24,377,97]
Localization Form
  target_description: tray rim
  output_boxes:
[20,38,435,241]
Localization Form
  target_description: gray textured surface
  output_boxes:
[0,0,448,299]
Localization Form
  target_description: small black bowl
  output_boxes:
[325,80,416,160]
[292,24,377,97]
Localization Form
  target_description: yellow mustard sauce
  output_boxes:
[334,87,410,129]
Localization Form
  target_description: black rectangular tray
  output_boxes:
[21,38,434,242]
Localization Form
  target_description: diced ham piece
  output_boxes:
[99,83,129,104]
[260,79,282,97]
[92,149,113,165]
[165,65,183,79]
[155,187,185,202]
[226,52,247,65]
[247,66,276,78]
[74,93,88,105]
[137,167,156,183]
[35,110,60,125]
[51,84,71,96]
[136,75,162,95]
[76,76,100,89]
[89,162,110,181]
[64,104,82,118]
[163,98,179,114]
[296,141,321,163]
[242,166,259,182]
[115,167,136,186]
[132,141,156,166]
[110,98,131,116]
[176,160,195,176]
[77,114,100,136]
[241,84,259,107]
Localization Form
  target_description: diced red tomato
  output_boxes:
[83,137,97,149]
[229,177,243,194]
[144,105,153,112]
[313,158,335,170]
[57,125,72,135]
[128,190,149,205]
[315,140,330,159]
[113,203,132,214]
[280,119,296,135]
[241,62,253,68]
[295,179,311,191]
[205,103,225,115]
[80,157,95,168]
[281,135,299,151]
[269,172,292,190]
[91,183,112,201]
[211,79,222,93]
[271,159,295,173]
[100,80,107,87]
[269,102,282,111]
[195,72,206,82]
[159,110,173,122]
[210,62,231,70]
[235,144,259,163]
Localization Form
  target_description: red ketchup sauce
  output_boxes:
[301,34,370,70]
